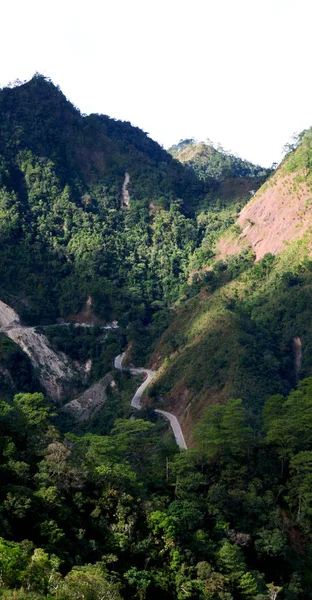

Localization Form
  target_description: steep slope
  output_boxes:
[0,75,208,326]
[0,74,289,422]
[0,300,78,400]
[148,239,312,443]
[145,131,312,443]
[217,129,312,260]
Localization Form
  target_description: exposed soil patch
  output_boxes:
[72,295,102,325]
[217,171,312,260]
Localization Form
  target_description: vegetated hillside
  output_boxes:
[169,138,271,181]
[169,138,271,209]
[0,75,266,330]
[148,130,312,442]
[3,80,312,599]
[0,75,210,326]
[0,75,270,397]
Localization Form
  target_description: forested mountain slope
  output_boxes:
[148,130,312,442]
[0,75,207,326]
[0,75,265,399]
[3,76,312,599]
[169,139,271,208]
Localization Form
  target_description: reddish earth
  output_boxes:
[72,296,102,325]
[218,171,312,260]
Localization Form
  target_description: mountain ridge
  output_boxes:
[3,75,312,599]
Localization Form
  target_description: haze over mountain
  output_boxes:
[2,75,312,599]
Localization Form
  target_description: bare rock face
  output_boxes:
[293,336,302,382]
[0,301,20,330]
[120,172,130,209]
[62,373,113,421]
[0,300,77,401]
[237,172,312,260]
[72,295,101,326]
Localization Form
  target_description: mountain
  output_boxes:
[169,139,272,209]
[3,76,312,599]
[217,129,312,260]
[148,129,312,439]
[0,75,210,326]
[169,138,271,181]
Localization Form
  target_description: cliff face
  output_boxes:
[0,300,77,400]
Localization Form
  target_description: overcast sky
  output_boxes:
[1,0,312,166]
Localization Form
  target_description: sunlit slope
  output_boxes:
[217,129,312,260]
[169,139,271,210]
[148,233,312,444]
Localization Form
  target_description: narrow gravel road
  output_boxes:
[114,354,187,449]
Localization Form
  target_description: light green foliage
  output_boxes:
[284,128,312,182]
[238,572,258,597]
[255,529,287,557]
[13,393,52,428]
[218,540,245,578]
[169,139,271,182]
[264,378,312,464]
[56,564,122,600]
[124,567,151,600]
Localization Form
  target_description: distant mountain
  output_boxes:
[169,138,272,181]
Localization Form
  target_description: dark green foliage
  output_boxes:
[2,379,312,598]
[0,335,39,399]
[0,78,203,326]
[43,324,125,382]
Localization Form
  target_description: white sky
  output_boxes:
[1,0,312,166]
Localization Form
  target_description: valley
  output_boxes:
[1,76,312,599]
[0,297,186,448]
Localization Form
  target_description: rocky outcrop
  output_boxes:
[120,172,130,209]
[62,372,113,421]
[0,300,77,401]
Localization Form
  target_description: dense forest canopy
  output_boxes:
[0,75,265,328]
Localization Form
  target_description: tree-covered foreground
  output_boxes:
[2,378,312,599]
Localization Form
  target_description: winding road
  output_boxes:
[114,354,187,450]
[0,297,187,448]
